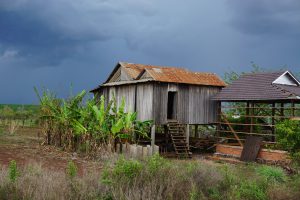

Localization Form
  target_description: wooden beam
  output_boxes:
[221,112,243,147]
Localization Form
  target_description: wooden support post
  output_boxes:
[250,102,254,133]
[216,101,221,139]
[151,125,156,150]
[246,102,250,132]
[164,125,168,149]
[195,125,199,138]
[271,102,275,142]
[292,101,295,117]
[186,124,190,146]
[280,103,284,120]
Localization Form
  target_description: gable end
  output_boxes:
[272,71,300,86]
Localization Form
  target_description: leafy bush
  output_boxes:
[291,151,300,165]
[256,165,286,183]
[276,119,300,153]
[112,157,142,180]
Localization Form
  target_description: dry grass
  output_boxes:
[0,162,107,200]
[0,155,300,200]
[7,120,20,135]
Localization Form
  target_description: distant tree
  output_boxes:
[223,62,265,84]
[0,106,15,119]
[224,62,300,84]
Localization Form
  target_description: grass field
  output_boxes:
[0,104,39,112]
[0,126,300,199]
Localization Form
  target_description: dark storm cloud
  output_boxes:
[1,0,300,104]
[228,0,300,36]
[0,0,163,67]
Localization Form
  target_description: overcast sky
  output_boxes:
[1,0,300,104]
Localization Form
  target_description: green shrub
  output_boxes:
[8,160,19,183]
[66,161,78,179]
[276,119,300,152]
[112,157,142,180]
[236,180,267,200]
[147,153,167,174]
[291,151,300,165]
[256,165,286,183]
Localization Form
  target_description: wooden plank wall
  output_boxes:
[177,84,190,124]
[188,86,220,124]
[115,85,136,112]
[96,82,221,125]
[136,83,154,121]
[153,83,168,124]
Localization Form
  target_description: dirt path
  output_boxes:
[0,127,103,175]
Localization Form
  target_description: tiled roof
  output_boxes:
[119,62,226,87]
[212,71,300,101]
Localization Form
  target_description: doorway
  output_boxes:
[167,91,177,120]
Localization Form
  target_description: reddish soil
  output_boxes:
[0,127,103,176]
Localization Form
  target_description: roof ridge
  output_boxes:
[241,70,286,77]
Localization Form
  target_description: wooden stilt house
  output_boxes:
[91,62,226,157]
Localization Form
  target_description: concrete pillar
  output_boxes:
[130,144,137,158]
[116,143,121,153]
[151,125,156,149]
[125,142,130,154]
[153,145,159,154]
[142,147,148,158]
[186,124,190,146]
[137,145,143,158]
[147,145,152,156]
[107,143,112,153]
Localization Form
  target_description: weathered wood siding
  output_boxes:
[96,82,221,125]
[136,83,153,121]
[177,84,190,124]
[188,85,220,124]
[98,85,135,112]
[115,85,136,112]
[153,83,168,124]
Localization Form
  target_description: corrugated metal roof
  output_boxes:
[212,71,300,101]
[119,62,226,87]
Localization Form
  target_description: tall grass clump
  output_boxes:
[66,161,78,179]
[256,165,286,183]
[8,160,19,183]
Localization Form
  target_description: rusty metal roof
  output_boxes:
[119,62,226,87]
